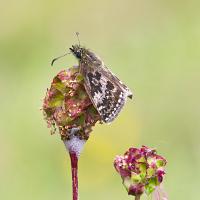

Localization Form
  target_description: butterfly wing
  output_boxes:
[80,51,132,123]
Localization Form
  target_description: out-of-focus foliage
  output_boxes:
[0,0,199,200]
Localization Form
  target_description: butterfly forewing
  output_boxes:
[79,49,132,123]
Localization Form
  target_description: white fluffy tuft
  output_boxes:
[63,128,86,157]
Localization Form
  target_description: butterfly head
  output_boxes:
[69,45,83,59]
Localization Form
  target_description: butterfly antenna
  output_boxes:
[51,52,71,66]
[75,32,81,46]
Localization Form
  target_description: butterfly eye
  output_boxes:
[76,50,82,59]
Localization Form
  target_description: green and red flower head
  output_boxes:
[43,66,101,156]
[114,146,167,199]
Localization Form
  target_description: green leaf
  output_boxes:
[77,114,85,126]
[139,163,147,178]
[145,177,156,195]
[48,92,64,108]
[131,173,141,183]
[137,157,146,163]
[52,79,69,94]
[156,159,165,167]
[147,167,155,177]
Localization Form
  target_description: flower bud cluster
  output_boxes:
[114,146,167,198]
[43,66,101,141]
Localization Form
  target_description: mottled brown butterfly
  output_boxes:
[52,34,133,123]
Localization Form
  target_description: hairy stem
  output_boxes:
[70,152,78,200]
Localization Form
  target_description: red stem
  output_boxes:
[69,152,78,200]
[135,195,140,200]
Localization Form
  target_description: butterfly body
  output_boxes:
[69,45,132,123]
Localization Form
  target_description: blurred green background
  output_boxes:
[0,0,199,199]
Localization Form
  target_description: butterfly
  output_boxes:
[52,34,133,123]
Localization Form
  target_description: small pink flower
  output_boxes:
[114,146,167,199]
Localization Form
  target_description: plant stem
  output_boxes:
[135,195,140,200]
[69,152,78,200]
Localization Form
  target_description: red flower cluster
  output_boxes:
[43,66,101,141]
[114,146,167,198]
